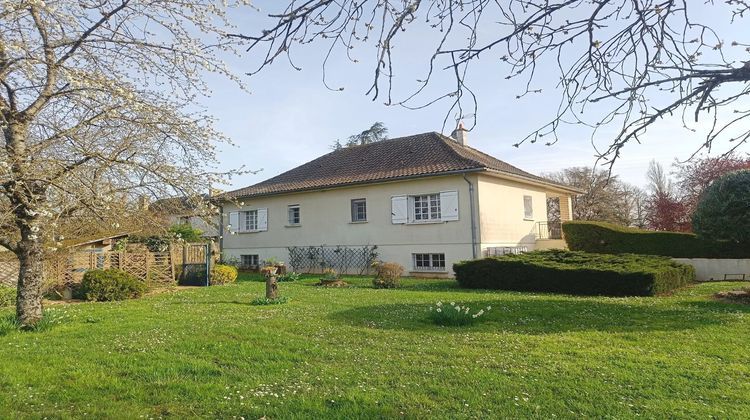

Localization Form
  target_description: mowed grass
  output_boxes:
[1,275,749,418]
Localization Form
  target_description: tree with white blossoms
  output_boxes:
[0,0,249,327]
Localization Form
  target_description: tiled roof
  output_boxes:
[222,132,577,199]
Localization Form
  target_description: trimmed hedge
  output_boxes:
[80,269,147,301]
[563,221,750,258]
[453,250,695,296]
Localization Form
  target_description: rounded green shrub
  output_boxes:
[210,264,238,285]
[80,269,147,301]
[0,285,16,308]
[693,170,750,243]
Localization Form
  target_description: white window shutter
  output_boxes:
[228,212,239,233]
[391,196,408,224]
[440,191,459,221]
[257,208,268,231]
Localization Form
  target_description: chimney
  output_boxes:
[450,121,468,146]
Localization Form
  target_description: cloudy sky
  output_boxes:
[200,2,749,191]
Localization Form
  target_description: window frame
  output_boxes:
[523,195,534,220]
[240,254,259,268]
[412,253,447,272]
[242,210,258,231]
[287,204,301,226]
[411,193,441,222]
[350,198,367,222]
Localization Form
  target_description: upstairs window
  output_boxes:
[243,210,258,231]
[351,198,367,222]
[523,195,534,220]
[229,208,267,233]
[413,253,446,271]
[412,194,441,221]
[288,205,300,225]
[391,191,458,224]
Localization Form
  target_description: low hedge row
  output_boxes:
[562,221,750,258]
[453,250,695,296]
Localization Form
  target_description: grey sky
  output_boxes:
[202,2,749,191]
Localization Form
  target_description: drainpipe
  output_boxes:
[218,204,224,260]
[463,174,478,259]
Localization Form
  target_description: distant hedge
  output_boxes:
[453,250,694,297]
[562,221,750,259]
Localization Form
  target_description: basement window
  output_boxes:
[413,253,446,271]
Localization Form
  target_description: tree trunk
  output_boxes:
[16,242,45,328]
[265,275,278,300]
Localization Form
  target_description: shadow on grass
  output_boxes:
[329,297,737,334]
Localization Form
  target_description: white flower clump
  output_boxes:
[428,301,493,322]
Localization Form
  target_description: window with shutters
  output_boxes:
[351,198,367,222]
[412,253,446,271]
[242,210,258,231]
[523,195,534,220]
[412,193,441,221]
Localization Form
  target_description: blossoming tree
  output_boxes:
[0,0,248,327]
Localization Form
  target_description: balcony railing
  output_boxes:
[536,221,562,240]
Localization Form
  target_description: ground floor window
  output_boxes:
[240,254,259,268]
[413,253,446,271]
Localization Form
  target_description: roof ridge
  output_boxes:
[431,132,487,169]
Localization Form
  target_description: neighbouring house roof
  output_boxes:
[62,232,131,249]
[222,132,581,199]
[150,195,214,216]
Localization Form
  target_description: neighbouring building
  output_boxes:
[217,128,581,276]
[149,195,221,240]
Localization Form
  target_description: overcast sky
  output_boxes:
[200,2,749,192]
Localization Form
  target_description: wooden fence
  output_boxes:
[0,242,215,289]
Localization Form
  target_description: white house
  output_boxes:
[217,128,581,276]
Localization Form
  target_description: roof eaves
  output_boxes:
[483,169,585,194]
[217,167,486,201]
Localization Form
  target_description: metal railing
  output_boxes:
[536,221,562,240]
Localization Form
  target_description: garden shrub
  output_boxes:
[321,268,338,280]
[0,285,15,308]
[372,262,404,289]
[210,264,238,285]
[428,301,491,326]
[80,269,147,301]
[563,221,750,258]
[692,170,750,243]
[453,250,695,297]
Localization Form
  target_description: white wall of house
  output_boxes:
[220,172,572,276]
[220,175,477,276]
[475,174,549,253]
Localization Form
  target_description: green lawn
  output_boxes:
[1,276,749,418]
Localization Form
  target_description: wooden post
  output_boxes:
[144,251,150,287]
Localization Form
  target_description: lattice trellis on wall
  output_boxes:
[287,245,379,275]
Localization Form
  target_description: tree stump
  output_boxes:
[266,275,278,300]
[261,266,279,300]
